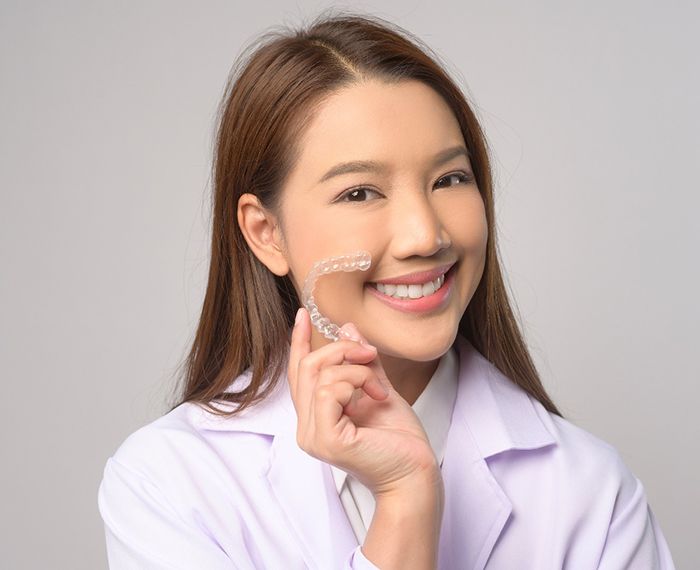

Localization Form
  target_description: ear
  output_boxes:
[237,193,289,276]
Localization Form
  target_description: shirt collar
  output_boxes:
[329,345,459,493]
[192,335,557,463]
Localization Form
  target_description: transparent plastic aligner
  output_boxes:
[301,250,372,341]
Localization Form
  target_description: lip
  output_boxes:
[365,264,457,314]
[371,262,456,285]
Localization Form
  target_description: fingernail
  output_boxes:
[295,307,303,326]
[340,322,365,343]
[340,324,376,351]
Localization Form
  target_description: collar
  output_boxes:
[190,334,557,570]
[191,334,556,461]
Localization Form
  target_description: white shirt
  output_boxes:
[329,345,459,543]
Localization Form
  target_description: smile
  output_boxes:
[372,273,446,300]
[365,263,457,314]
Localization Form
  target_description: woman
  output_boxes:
[97,11,675,569]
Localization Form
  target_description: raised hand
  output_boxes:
[287,307,441,499]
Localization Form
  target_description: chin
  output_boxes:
[371,326,459,363]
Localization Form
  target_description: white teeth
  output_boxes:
[374,271,447,299]
[408,284,423,298]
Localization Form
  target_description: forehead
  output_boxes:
[291,79,466,183]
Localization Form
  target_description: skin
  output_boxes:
[239,78,488,569]
[240,78,488,405]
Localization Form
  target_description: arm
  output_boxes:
[596,454,676,569]
[98,457,250,570]
[288,312,447,569]
[360,471,444,570]
[340,471,444,570]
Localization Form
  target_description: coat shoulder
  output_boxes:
[103,371,290,486]
[528,399,641,499]
[96,375,299,569]
[511,400,675,567]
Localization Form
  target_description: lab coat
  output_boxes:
[97,335,676,569]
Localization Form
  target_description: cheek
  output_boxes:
[284,198,367,249]
[459,198,488,294]
[468,209,489,256]
[281,212,378,296]
[440,192,488,251]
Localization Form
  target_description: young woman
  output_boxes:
[97,11,676,569]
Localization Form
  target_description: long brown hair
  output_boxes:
[167,9,564,419]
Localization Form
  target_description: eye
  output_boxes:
[434,171,475,189]
[335,171,474,203]
[336,187,383,203]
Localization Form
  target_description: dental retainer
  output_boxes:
[301,250,372,341]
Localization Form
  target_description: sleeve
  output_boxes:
[97,456,251,570]
[345,544,382,570]
[596,454,676,569]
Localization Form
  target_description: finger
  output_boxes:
[317,364,389,402]
[343,387,367,418]
[337,322,373,346]
[311,379,375,449]
[307,364,389,453]
[339,322,394,394]
[296,338,377,422]
[365,352,394,394]
[287,307,311,407]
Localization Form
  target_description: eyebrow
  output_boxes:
[317,144,471,184]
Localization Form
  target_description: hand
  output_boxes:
[287,307,441,498]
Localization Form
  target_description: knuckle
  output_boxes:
[297,354,315,376]
[315,383,336,400]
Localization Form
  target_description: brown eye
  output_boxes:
[338,187,381,202]
[435,171,474,189]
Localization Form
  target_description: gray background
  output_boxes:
[1,1,696,568]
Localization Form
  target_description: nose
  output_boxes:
[389,190,452,259]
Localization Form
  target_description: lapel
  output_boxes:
[438,335,557,569]
[195,335,557,570]
[195,368,359,569]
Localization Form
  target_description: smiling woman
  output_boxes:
[97,9,676,570]
[241,78,489,387]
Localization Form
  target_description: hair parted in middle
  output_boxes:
[169,8,564,421]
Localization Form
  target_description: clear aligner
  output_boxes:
[301,250,372,341]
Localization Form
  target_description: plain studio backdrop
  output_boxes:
[1,1,696,568]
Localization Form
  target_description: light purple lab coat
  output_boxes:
[97,335,676,569]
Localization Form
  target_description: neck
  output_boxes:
[378,353,440,406]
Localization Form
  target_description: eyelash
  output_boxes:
[335,171,475,203]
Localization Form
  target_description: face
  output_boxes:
[276,79,488,363]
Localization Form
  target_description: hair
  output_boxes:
[167,9,564,419]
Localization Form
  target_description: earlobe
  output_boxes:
[237,193,290,276]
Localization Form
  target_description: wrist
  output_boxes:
[363,469,444,570]
[374,468,444,510]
